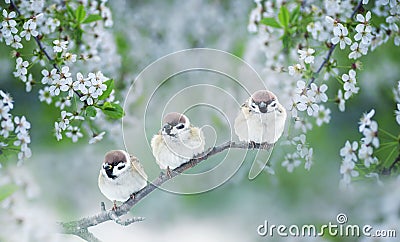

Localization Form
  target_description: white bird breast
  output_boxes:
[98,165,147,202]
[235,107,286,144]
[152,128,205,170]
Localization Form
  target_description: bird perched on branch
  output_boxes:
[234,90,287,145]
[98,150,148,209]
[151,112,205,175]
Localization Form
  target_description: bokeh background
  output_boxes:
[1,0,400,241]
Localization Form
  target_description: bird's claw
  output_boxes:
[249,141,257,149]
[112,201,117,211]
[262,142,272,149]
[166,166,172,178]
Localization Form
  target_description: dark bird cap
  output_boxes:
[251,90,276,104]
[163,112,187,126]
[104,150,127,165]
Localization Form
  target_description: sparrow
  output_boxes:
[234,90,287,145]
[98,150,148,209]
[151,112,205,173]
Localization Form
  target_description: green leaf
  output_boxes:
[0,184,18,202]
[100,102,124,119]
[259,17,282,29]
[98,79,114,100]
[82,14,103,24]
[66,5,75,19]
[290,5,301,24]
[103,102,113,109]
[278,6,290,29]
[85,106,97,117]
[75,5,86,23]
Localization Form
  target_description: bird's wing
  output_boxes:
[130,155,148,180]
[150,134,162,155]
[234,106,249,142]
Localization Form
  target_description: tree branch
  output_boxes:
[10,1,88,99]
[9,0,20,15]
[388,153,400,172]
[382,153,400,175]
[58,225,102,242]
[9,0,59,71]
[308,0,363,86]
[59,141,272,241]
[33,35,60,71]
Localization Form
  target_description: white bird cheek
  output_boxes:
[253,106,260,113]
[113,165,126,177]
[101,168,108,177]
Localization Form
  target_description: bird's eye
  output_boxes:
[251,103,257,109]
[117,160,125,170]
[270,102,276,107]
[176,123,184,129]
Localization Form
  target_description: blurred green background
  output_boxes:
[1,0,400,241]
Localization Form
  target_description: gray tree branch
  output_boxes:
[382,153,400,175]
[9,0,59,72]
[10,0,86,98]
[308,0,363,86]
[59,141,272,241]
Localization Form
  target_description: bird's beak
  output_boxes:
[162,124,172,135]
[103,164,112,171]
[258,102,268,113]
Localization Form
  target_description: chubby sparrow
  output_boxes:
[151,112,205,172]
[234,90,287,145]
[98,150,148,207]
